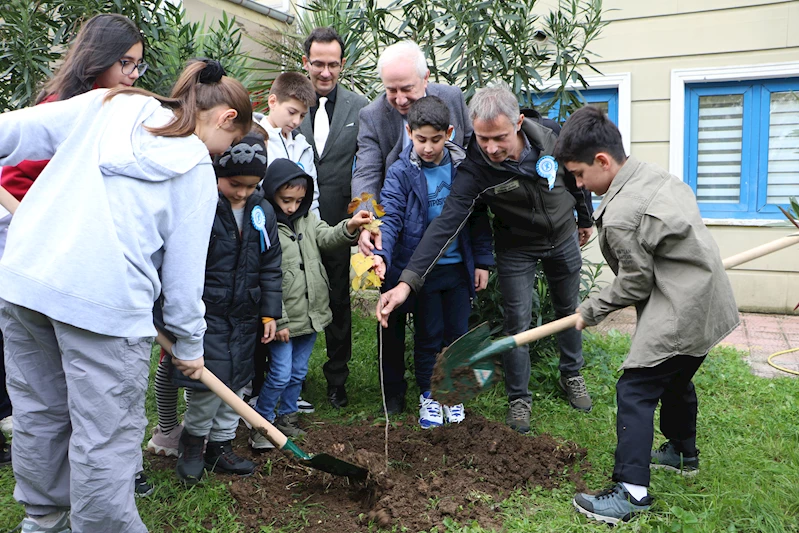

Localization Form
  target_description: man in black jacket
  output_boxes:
[378,83,594,433]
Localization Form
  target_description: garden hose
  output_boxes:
[766,347,799,376]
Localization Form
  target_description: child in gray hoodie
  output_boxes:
[0,60,252,533]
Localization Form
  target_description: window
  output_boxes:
[532,87,620,126]
[532,88,620,206]
[684,79,799,219]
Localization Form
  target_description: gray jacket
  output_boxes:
[579,156,740,369]
[351,83,472,200]
[298,84,368,224]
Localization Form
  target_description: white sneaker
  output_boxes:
[0,415,12,437]
[19,510,70,532]
[249,428,275,450]
[419,391,444,429]
[297,396,315,414]
[146,423,183,457]
[443,404,466,424]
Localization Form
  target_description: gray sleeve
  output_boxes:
[351,105,384,200]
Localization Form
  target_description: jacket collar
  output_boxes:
[472,117,556,171]
[592,156,641,221]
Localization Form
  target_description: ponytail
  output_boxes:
[106,59,252,138]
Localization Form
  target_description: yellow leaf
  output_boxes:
[359,192,374,202]
[350,253,373,277]
[372,201,386,218]
[346,198,362,214]
[352,274,362,291]
[365,270,382,288]
[363,219,382,233]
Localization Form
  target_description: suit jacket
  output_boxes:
[298,84,368,224]
[351,83,473,201]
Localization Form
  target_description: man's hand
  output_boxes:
[372,255,387,280]
[376,283,412,327]
[261,320,276,344]
[276,328,290,342]
[578,227,594,247]
[172,355,204,380]
[358,228,382,256]
[474,268,489,291]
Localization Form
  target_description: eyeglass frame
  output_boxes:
[119,59,148,76]
[308,60,342,73]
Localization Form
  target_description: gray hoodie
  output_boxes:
[0,90,217,361]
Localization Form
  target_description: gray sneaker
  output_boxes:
[651,441,699,476]
[275,412,307,438]
[248,428,275,450]
[558,374,592,412]
[506,398,531,433]
[17,511,71,532]
[573,483,653,525]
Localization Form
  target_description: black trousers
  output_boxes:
[321,244,352,388]
[613,354,705,487]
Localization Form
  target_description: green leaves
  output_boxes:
[252,0,607,113]
[0,0,256,111]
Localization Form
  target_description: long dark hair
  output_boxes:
[106,60,253,138]
[37,14,143,104]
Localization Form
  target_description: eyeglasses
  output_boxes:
[119,59,148,76]
[308,60,342,73]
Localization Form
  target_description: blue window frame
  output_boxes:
[532,88,620,207]
[531,88,619,125]
[685,79,799,219]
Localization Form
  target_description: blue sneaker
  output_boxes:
[573,483,653,525]
[418,392,443,429]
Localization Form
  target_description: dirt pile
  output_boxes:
[151,414,587,531]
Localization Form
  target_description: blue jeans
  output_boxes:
[496,231,584,403]
[381,263,471,397]
[255,332,317,421]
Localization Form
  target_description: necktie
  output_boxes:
[314,96,330,155]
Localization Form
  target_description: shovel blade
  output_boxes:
[431,322,503,405]
[301,454,369,480]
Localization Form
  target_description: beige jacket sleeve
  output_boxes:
[579,217,662,326]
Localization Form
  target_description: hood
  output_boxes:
[263,158,315,223]
[405,140,466,169]
[97,91,211,182]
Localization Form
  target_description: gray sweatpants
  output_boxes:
[183,387,244,442]
[0,299,150,533]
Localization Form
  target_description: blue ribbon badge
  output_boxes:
[536,155,558,191]
[251,205,271,253]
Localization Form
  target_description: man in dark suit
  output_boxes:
[352,40,473,255]
[297,27,368,409]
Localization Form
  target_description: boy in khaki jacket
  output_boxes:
[554,106,740,525]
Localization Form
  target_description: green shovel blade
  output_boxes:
[281,439,368,480]
[431,322,512,405]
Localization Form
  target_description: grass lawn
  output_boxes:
[2,311,799,532]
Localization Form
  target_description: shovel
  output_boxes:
[155,331,368,480]
[431,232,799,405]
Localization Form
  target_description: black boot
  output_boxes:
[0,432,10,467]
[204,440,255,476]
[176,430,205,484]
[327,384,349,409]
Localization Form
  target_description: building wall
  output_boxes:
[565,0,799,313]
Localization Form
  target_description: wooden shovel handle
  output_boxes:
[510,233,799,348]
[154,331,288,449]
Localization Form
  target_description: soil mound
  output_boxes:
[150,414,587,531]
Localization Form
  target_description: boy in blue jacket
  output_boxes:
[374,96,494,428]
